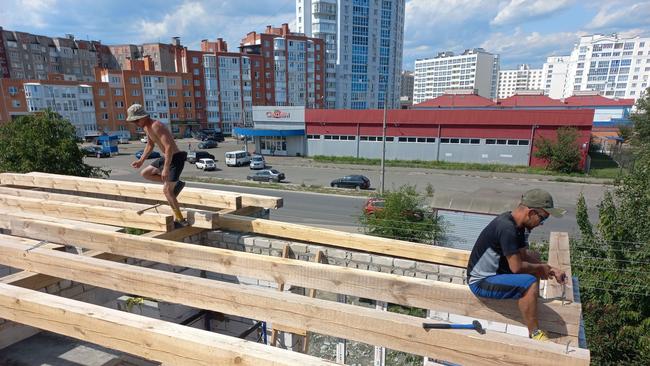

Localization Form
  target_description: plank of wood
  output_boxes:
[0,283,334,366]
[0,235,590,365]
[217,214,470,267]
[0,208,123,232]
[546,232,574,302]
[0,186,218,229]
[6,218,582,341]
[271,245,306,345]
[0,193,172,232]
[2,172,250,209]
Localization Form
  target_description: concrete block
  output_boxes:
[394,258,416,269]
[439,266,464,277]
[257,280,277,289]
[379,266,392,273]
[45,283,60,294]
[326,248,348,260]
[290,243,309,254]
[427,310,449,321]
[485,320,507,333]
[451,276,465,285]
[449,314,474,324]
[241,236,256,246]
[254,238,271,249]
[270,249,283,257]
[372,255,394,267]
[368,265,381,272]
[355,263,369,270]
[350,252,372,263]
[270,240,290,250]
[427,273,439,281]
[415,271,428,279]
[506,324,529,337]
[438,275,454,283]
[416,262,439,273]
[391,268,404,276]
[222,232,241,244]
[404,270,417,277]
[237,276,259,286]
[206,231,223,242]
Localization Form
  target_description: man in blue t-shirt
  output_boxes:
[467,188,567,341]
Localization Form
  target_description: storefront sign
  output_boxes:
[266,109,291,119]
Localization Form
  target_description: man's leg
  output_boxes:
[140,166,162,182]
[517,280,540,334]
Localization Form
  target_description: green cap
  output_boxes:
[521,189,566,218]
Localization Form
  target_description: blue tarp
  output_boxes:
[233,128,304,137]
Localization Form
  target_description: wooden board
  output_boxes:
[0,193,172,231]
[0,172,245,210]
[0,235,590,365]
[5,217,581,341]
[0,283,334,366]
[217,214,470,267]
[546,232,574,302]
[0,187,217,229]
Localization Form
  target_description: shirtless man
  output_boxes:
[127,104,188,227]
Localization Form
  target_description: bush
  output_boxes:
[534,127,582,173]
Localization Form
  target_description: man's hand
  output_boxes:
[549,268,567,284]
[131,160,144,169]
[161,167,170,182]
[538,264,553,280]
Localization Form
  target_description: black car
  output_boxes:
[247,169,285,183]
[81,146,109,158]
[330,175,370,189]
[187,150,215,164]
[198,139,218,149]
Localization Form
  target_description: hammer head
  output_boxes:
[473,320,486,335]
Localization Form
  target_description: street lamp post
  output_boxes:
[379,94,388,195]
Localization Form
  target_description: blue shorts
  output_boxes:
[469,274,537,299]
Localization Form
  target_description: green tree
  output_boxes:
[617,124,633,143]
[630,87,650,149]
[572,90,650,364]
[0,110,109,178]
[360,185,445,244]
[534,126,582,173]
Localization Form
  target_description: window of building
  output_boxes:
[11,100,20,108]
[102,113,108,120]
[117,113,125,120]
[497,139,507,145]
[114,88,123,96]
[132,89,140,96]
[193,68,200,75]
[486,139,496,144]
[192,56,199,64]
[130,77,139,84]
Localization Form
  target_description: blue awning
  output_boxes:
[233,128,304,137]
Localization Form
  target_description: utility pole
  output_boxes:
[379,94,387,195]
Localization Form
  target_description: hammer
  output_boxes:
[422,320,486,334]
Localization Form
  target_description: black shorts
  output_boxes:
[151,151,187,182]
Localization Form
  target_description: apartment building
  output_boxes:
[240,24,326,109]
[541,56,570,99]
[414,48,500,104]
[296,0,337,109]
[563,34,650,99]
[108,38,184,73]
[497,64,543,99]
[298,0,405,110]
[400,70,414,108]
[0,27,112,82]
[0,75,107,138]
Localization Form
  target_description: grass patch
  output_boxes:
[587,152,625,179]
[185,176,373,197]
[312,155,614,182]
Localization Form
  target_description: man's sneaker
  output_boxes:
[173,180,185,197]
[530,329,549,341]
[173,219,190,229]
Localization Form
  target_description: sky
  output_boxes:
[1,0,649,70]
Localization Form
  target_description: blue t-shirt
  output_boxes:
[466,212,527,284]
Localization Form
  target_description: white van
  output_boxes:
[225,150,251,167]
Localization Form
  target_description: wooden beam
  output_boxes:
[0,235,590,365]
[217,214,470,267]
[5,218,581,341]
[0,193,173,232]
[0,186,218,229]
[0,283,334,366]
[546,232,574,302]
[1,172,253,210]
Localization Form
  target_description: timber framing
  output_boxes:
[0,172,590,365]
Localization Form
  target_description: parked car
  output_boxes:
[135,150,161,160]
[247,169,285,183]
[118,136,130,144]
[198,139,218,149]
[249,155,266,170]
[187,150,215,164]
[195,158,217,171]
[140,136,148,143]
[330,175,370,189]
[363,197,385,215]
[81,145,109,158]
[225,150,251,167]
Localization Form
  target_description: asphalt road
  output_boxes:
[88,138,608,242]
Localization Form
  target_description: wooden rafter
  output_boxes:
[0,283,334,366]
[2,217,581,341]
[0,235,589,365]
[217,214,470,267]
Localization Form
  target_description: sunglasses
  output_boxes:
[533,209,549,225]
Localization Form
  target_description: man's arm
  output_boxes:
[507,253,566,283]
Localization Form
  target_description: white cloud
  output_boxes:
[136,1,208,43]
[0,0,58,29]
[491,0,574,26]
[481,27,581,66]
[586,1,650,30]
